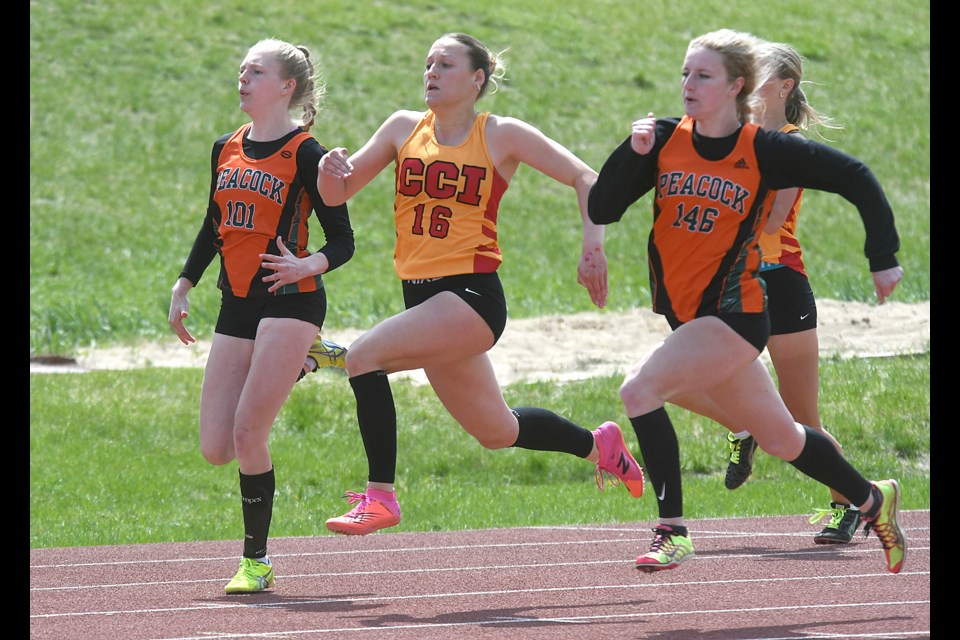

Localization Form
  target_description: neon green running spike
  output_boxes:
[809,502,861,544]
[308,335,347,370]
[224,557,275,594]
[636,525,696,572]
[863,479,907,574]
[298,334,348,381]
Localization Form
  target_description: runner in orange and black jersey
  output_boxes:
[589,115,899,327]
[179,124,354,298]
[587,28,905,576]
[168,37,357,595]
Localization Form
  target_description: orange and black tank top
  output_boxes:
[758,123,806,276]
[651,115,776,322]
[212,124,321,297]
[392,111,508,280]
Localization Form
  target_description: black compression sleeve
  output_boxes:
[588,118,678,225]
[178,138,225,285]
[178,217,217,285]
[754,130,900,269]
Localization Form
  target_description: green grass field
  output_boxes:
[30,354,929,548]
[29,0,929,549]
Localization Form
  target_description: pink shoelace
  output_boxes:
[342,491,372,516]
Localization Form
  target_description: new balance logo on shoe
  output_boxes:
[350,512,381,523]
[617,453,631,476]
[734,158,750,169]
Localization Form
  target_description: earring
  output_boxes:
[779,91,786,98]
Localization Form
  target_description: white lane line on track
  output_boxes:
[29,512,930,570]
[31,570,930,617]
[30,553,932,593]
[30,541,931,591]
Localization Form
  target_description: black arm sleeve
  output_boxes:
[755,130,900,271]
[588,118,678,225]
[178,138,226,286]
[297,140,355,272]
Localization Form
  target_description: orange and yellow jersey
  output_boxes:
[648,116,775,322]
[212,124,322,298]
[392,111,508,280]
[758,124,806,276]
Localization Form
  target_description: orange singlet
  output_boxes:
[392,111,509,280]
[212,124,321,297]
[651,116,776,322]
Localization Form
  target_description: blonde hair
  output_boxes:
[757,41,842,139]
[687,29,765,124]
[250,38,326,131]
[440,32,508,99]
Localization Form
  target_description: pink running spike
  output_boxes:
[594,421,645,498]
[325,491,401,535]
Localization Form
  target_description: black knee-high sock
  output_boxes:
[630,407,683,519]
[239,467,275,559]
[350,371,397,484]
[788,425,872,507]
[510,407,594,457]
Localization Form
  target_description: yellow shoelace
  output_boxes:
[808,506,844,527]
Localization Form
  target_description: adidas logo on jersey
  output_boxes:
[734,158,750,169]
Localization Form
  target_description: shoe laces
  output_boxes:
[342,491,372,516]
[727,435,743,464]
[594,465,622,493]
[594,425,622,492]
[809,506,845,528]
[238,556,270,575]
[647,526,674,553]
[862,516,899,550]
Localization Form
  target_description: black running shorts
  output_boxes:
[761,265,817,335]
[401,272,508,343]
[215,290,326,340]
[667,311,771,353]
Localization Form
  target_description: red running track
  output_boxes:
[30,510,930,639]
